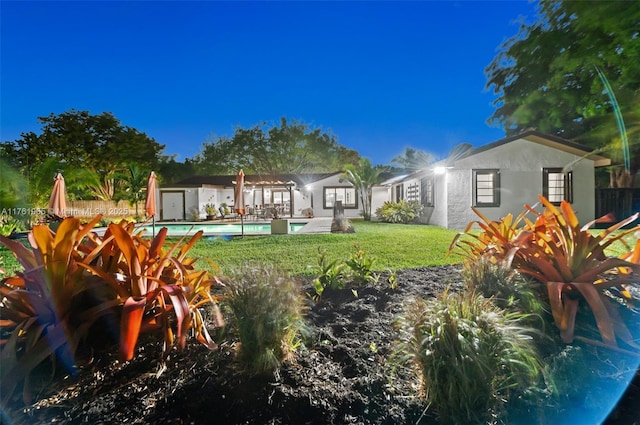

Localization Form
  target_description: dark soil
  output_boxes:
[2,266,639,425]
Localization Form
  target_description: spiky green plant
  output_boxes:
[345,244,378,285]
[226,264,307,375]
[313,248,347,297]
[394,290,545,424]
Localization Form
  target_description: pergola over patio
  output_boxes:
[241,175,298,217]
[170,172,341,220]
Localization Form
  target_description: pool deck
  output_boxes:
[295,217,332,234]
[170,217,334,235]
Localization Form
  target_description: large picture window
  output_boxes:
[473,169,500,207]
[543,168,573,204]
[323,187,357,209]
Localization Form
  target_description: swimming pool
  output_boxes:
[130,221,308,236]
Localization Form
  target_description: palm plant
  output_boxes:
[0,158,28,209]
[391,147,435,172]
[341,158,387,221]
[113,164,149,219]
[27,157,99,206]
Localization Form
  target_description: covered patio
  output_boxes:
[242,176,297,218]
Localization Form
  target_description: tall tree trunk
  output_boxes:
[610,168,634,188]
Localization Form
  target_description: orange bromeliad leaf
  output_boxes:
[119,296,147,361]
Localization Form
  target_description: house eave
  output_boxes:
[449,130,611,167]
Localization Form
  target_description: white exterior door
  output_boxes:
[161,192,185,221]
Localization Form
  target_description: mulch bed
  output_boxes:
[2,265,639,424]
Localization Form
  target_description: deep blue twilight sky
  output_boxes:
[1,1,538,166]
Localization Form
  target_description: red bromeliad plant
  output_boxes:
[450,195,640,351]
[0,216,224,406]
[79,221,224,362]
[506,195,640,350]
[448,206,533,263]
[0,215,110,404]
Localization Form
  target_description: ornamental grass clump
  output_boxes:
[394,290,545,424]
[226,264,308,375]
[462,256,544,315]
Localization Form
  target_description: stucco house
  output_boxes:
[157,172,364,221]
[374,130,611,229]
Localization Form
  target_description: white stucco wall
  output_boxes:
[192,188,213,219]
[445,138,596,229]
[427,171,449,227]
[159,186,233,221]
[371,186,390,221]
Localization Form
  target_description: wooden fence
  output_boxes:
[595,188,640,225]
[64,200,145,219]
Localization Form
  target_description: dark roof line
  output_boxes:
[458,129,605,161]
[174,172,342,187]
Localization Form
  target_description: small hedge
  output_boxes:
[375,200,423,224]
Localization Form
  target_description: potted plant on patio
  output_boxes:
[204,204,217,220]
[220,202,231,217]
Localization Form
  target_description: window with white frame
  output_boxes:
[543,168,573,204]
[323,187,357,209]
[473,169,500,207]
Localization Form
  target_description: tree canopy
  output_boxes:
[1,110,166,200]
[193,118,360,175]
[3,110,165,172]
[485,0,640,185]
[391,147,436,172]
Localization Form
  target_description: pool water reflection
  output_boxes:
[132,221,307,236]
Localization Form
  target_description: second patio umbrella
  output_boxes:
[48,172,68,218]
[234,169,246,237]
[145,171,157,237]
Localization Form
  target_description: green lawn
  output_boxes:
[0,221,464,277]
[2,221,635,278]
[191,221,463,276]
